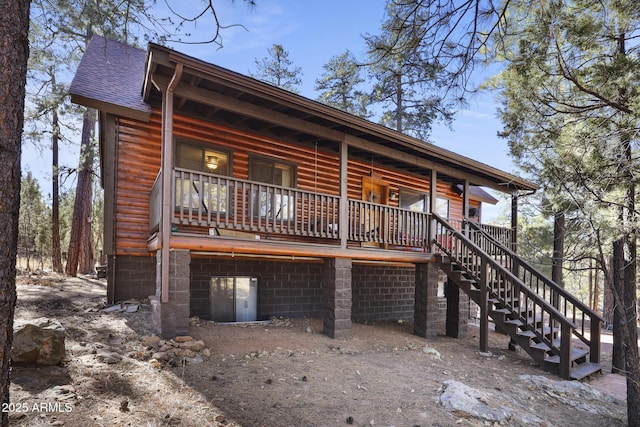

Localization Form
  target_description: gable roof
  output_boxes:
[70,36,537,195]
[70,36,151,121]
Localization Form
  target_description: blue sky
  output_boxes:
[23,0,516,220]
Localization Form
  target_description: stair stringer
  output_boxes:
[432,215,603,381]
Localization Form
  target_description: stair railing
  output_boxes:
[465,219,602,363]
[433,214,576,379]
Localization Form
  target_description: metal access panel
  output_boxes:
[209,276,258,322]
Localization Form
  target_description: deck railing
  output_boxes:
[155,168,432,248]
[348,199,430,247]
[173,168,340,238]
[471,222,513,249]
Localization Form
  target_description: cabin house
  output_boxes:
[70,36,603,380]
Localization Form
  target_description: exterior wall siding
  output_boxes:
[113,110,474,256]
[115,113,162,255]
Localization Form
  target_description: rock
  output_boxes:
[141,335,161,347]
[124,304,139,313]
[12,318,66,365]
[102,304,122,313]
[202,348,211,358]
[439,379,513,422]
[181,349,196,358]
[152,351,170,361]
[174,335,193,343]
[519,375,626,418]
[69,342,97,356]
[423,346,441,360]
[95,349,122,364]
[179,339,205,352]
[184,356,203,364]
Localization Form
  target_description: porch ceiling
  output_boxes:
[144,43,538,195]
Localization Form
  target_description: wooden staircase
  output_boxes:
[432,215,603,380]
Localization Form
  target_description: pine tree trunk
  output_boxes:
[78,170,94,274]
[65,108,95,276]
[0,1,31,425]
[51,105,63,273]
[551,210,564,288]
[621,138,639,426]
[611,239,625,374]
[613,31,640,425]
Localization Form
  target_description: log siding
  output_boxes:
[113,109,481,256]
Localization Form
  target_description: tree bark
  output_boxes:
[65,108,95,276]
[611,239,625,374]
[551,210,564,288]
[51,101,63,273]
[0,1,31,425]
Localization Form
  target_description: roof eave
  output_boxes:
[70,94,151,122]
[143,43,538,194]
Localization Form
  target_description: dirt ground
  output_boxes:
[9,273,627,427]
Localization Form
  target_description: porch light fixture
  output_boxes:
[389,189,398,200]
[206,155,218,170]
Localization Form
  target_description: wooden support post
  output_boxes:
[430,169,438,252]
[479,257,489,353]
[590,317,601,363]
[510,194,518,253]
[559,321,572,379]
[462,178,470,237]
[339,138,348,249]
[510,194,520,279]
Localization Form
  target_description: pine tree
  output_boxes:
[315,51,370,118]
[365,1,452,140]
[250,44,302,93]
[492,1,640,422]
[18,173,49,272]
[0,2,31,423]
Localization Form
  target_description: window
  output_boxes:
[436,197,450,219]
[175,141,231,212]
[399,189,428,213]
[250,157,294,187]
[250,157,296,220]
[399,189,429,245]
[175,142,230,175]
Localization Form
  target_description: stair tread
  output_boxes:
[516,330,537,338]
[530,342,551,352]
[545,347,590,364]
[570,362,603,380]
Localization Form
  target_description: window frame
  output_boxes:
[174,139,233,214]
[435,196,450,219]
[174,139,233,175]
[248,155,297,221]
